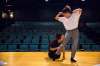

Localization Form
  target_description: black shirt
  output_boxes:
[49,40,61,49]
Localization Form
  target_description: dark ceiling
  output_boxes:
[0,0,100,22]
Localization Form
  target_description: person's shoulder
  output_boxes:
[53,40,57,43]
[71,12,80,17]
[72,8,82,15]
[49,40,56,45]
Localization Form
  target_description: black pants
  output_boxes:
[48,50,60,61]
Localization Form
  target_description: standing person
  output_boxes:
[54,5,82,62]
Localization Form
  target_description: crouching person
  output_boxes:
[48,34,65,61]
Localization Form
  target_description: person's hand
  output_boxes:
[62,5,71,11]
[57,47,61,51]
[56,47,61,55]
[65,5,70,8]
[73,8,82,13]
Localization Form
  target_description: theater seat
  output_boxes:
[0,45,7,51]
[8,45,17,51]
[19,45,28,51]
[29,45,38,51]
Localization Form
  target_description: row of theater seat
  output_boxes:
[0,43,99,51]
[0,32,94,44]
[0,31,99,51]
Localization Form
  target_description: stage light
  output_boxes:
[2,12,8,19]
[10,12,14,18]
[81,0,86,2]
[45,0,48,2]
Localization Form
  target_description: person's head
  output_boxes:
[62,8,72,18]
[56,34,65,43]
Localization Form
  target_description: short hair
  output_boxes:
[56,34,63,40]
[62,8,72,13]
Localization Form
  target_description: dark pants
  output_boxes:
[48,50,60,60]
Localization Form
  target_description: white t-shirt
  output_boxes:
[58,11,81,30]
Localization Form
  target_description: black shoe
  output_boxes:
[71,58,77,62]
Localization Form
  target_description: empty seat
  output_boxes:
[23,36,32,44]
[11,38,21,44]
[41,35,49,44]
[8,45,17,51]
[0,44,7,51]
[29,45,38,51]
[41,45,48,50]
[19,45,28,51]
[31,35,39,44]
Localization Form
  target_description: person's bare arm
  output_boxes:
[61,46,65,60]
[77,8,82,14]
[55,5,71,21]
[54,12,62,20]
[50,47,57,51]
[61,39,66,60]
